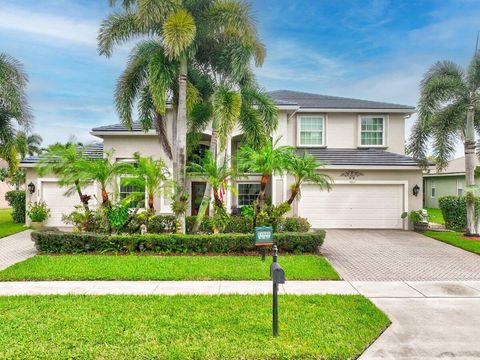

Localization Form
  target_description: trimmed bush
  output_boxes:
[438,196,480,230]
[5,190,26,223]
[32,230,326,254]
[282,217,311,232]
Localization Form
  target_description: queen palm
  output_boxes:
[37,143,91,211]
[99,0,264,232]
[120,152,170,211]
[408,52,480,235]
[0,53,32,169]
[16,131,42,159]
[284,151,332,205]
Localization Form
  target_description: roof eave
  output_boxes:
[297,107,416,114]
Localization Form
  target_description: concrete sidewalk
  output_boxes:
[3,279,480,297]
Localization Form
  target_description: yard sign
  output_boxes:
[254,226,273,246]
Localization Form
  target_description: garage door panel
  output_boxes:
[41,182,96,227]
[298,184,404,229]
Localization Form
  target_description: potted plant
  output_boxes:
[401,210,429,232]
[27,201,50,230]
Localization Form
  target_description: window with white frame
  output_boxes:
[431,180,436,198]
[457,179,463,196]
[238,183,261,206]
[298,116,324,146]
[360,116,385,146]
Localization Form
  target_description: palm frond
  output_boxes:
[467,53,480,93]
[241,86,278,133]
[154,111,173,160]
[212,84,242,151]
[137,0,179,28]
[148,47,177,114]
[162,9,196,60]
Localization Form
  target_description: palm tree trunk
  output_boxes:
[148,194,154,210]
[192,129,217,233]
[253,173,269,227]
[465,104,476,236]
[101,187,109,206]
[173,56,188,233]
[75,180,90,212]
[287,184,300,205]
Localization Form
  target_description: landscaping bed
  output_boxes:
[424,230,480,255]
[0,254,339,280]
[32,230,325,254]
[0,295,389,359]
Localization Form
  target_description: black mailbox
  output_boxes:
[271,262,285,284]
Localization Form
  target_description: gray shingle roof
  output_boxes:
[297,148,419,166]
[92,122,145,132]
[20,142,103,165]
[269,90,415,110]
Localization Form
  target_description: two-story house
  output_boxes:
[21,90,421,230]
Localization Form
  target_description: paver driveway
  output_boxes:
[323,230,480,281]
[0,230,35,271]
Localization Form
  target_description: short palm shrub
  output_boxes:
[27,201,50,222]
[5,190,26,223]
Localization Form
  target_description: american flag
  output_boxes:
[218,181,226,202]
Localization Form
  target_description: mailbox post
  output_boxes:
[270,245,285,337]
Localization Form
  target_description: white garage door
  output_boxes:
[41,181,95,227]
[298,183,404,229]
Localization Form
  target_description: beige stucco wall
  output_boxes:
[278,110,407,154]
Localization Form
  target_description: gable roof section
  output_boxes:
[298,148,419,167]
[268,90,415,110]
[20,142,104,165]
[92,122,145,132]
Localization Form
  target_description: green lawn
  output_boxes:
[426,208,445,225]
[0,295,389,359]
[0,254,340,281]
[424,230,480,254]
[0,208,26,238]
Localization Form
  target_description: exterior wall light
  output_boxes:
[27,182,36,194]
[412,184,420,197]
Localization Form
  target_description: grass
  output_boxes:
[0,295,389,359]
[0,254,340,281]
[426,208,445,225]
[0,208,26,238]
[424,230,480,254]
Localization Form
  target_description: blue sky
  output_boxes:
[1,0,480,153]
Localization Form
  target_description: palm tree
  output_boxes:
[408,52,480,235]
[16,131,42,159]
[37,143,92,211]
[188,150,236,210]
[237,140,294,225]
[0,53,32,169]
[284,151,332,205]
[120,152,170,211]
[98,0,264,233]
[74,151,129,207]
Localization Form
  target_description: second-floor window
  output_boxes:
[298,116,324,146]
[360,116,385,146]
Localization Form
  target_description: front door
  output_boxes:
[191,182,207,216]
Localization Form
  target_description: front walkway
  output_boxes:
[0,230,35,271]
[323,229,480,281]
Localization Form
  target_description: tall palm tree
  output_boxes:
[0,53,32,169]
[16,131,42,159]
[237,140,294,225]
[37,143,92,211]
[98,0,264,233]
[284,151,332,205]
[408,52,480,235]
[120,152,170,211]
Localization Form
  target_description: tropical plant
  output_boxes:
[0,53,33,169]
[188,150,236,210]
[284,151,332,205]
[27,201,50,222]
[0,168,25,190]
[408,51,480,235]
[119,152,170,211]
[16,131,42,159]
[99,0,266,233]
[237,140,294,225]
[37,143,93,211]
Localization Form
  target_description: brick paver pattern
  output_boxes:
[323,230,480,281]
[0,230,35,271]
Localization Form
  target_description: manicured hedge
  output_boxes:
[31,230,326,254]
[5,190,26,223]
[438,195,480,230]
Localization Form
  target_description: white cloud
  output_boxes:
[0,6,99,46]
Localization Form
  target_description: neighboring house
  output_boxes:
[21,90,422,230]
[0,160,14,208]
[423,156,474,208]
